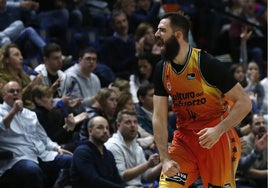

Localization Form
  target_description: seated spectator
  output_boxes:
[0,43,42,109]
[134,22,162,57]
[79,87,118,140]
[129,52,159,103]
[0,81,72,188]
[71,115,138,188]
[228,64,253,134]
[260,75,267,122]
[238,25,265,115]
[229,64,248,88]
[64,46,101,114]
[99,10,136,80]
[115,91,154,153]
[245,61,265,112]
[113,0,136,34]
[136,84,160,157]
[240,113,268,188]
[135,83,154,135]
[105,109,162,187]
[32,84,87,152]
[31,42,72,107]
[236,131,267,187]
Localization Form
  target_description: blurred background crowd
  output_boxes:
[0,0,267,187]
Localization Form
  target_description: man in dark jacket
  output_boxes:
[71,115,137,188]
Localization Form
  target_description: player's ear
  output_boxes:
[174,31,183,39]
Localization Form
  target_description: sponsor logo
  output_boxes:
[187,73,196,80]
[167,81,172,91]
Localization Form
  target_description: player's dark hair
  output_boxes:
[161,13,189,41]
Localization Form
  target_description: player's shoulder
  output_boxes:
[199,49,217,62]
[198,49,225,70]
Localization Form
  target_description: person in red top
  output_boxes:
[152,13,252,188]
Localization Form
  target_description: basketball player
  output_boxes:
[152,13,252,188]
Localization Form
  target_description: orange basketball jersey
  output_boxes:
[163,48,233,131]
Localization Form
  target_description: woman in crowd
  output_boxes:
[0,43,42,109]
[32,84,86,152]
[129,52,159,103]
[78,87,118,140]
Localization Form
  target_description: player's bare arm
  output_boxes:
[153,95,180,176]
[197,83,252,149]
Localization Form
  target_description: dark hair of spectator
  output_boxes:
[229,64,248,87]
[78,46,97,59]
[42,43,62,58]
[137,83,154,100]
[110,10,127,26]
[135,52,159,82]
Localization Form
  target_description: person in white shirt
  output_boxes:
[31,42,69,107]
[260,76,268,123]
[0,81,72,188]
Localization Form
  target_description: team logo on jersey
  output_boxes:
[167,81,172,91]
[187,73,196,80]
[166,173,187,185]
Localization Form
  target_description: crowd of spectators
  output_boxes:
[0,0,267,187]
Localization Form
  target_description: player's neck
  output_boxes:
[173,44,190,65]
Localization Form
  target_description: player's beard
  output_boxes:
[162,35,180,62]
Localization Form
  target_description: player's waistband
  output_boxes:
[177,110,230,132]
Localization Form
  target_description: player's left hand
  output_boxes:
[197,127,221,149]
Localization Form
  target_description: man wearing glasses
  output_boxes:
[64,47,101,114]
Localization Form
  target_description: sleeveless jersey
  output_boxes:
[163,48,233,130]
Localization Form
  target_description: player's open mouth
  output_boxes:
[155,37,164,47]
